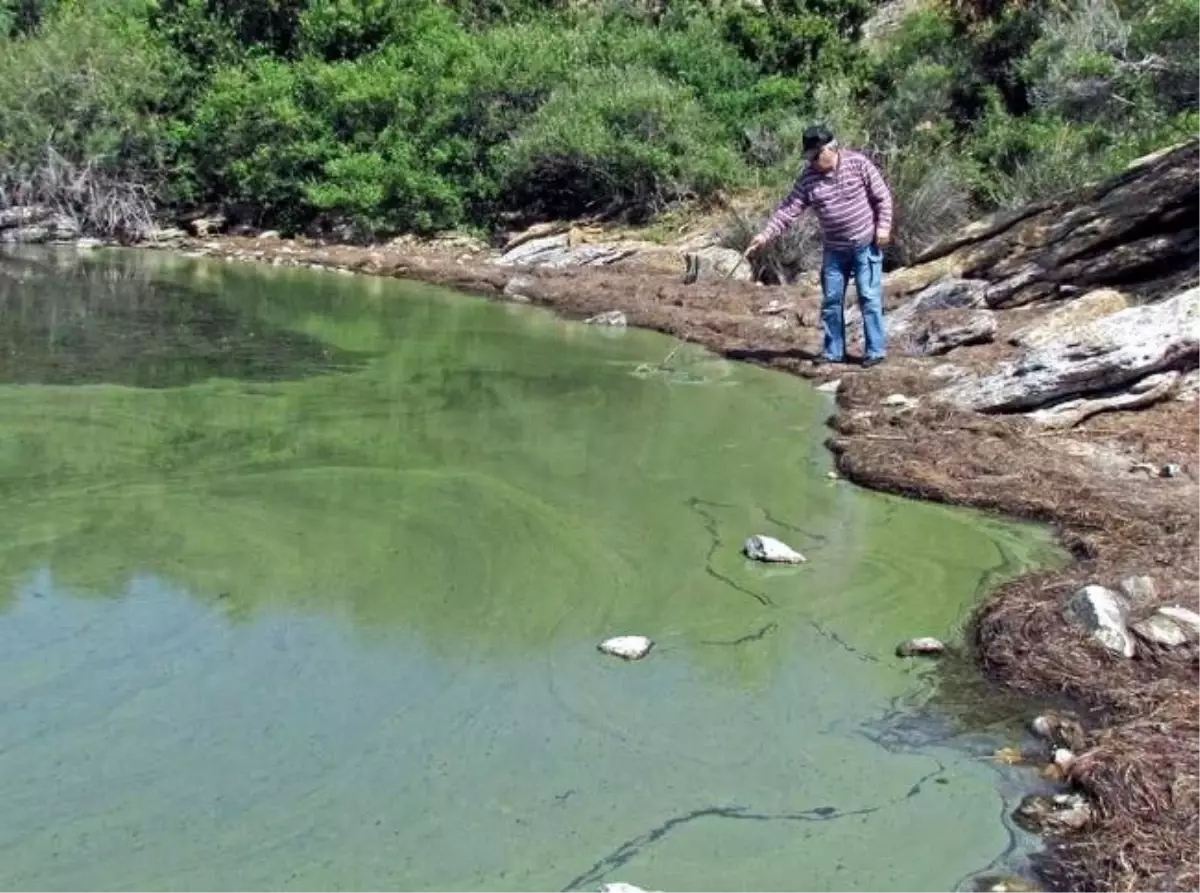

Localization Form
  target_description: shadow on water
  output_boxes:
[0,247,370,387]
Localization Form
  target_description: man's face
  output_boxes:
[808,144,838,172]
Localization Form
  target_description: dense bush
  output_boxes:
[0,0,1194,245]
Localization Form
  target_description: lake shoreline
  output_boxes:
[129,231,1196,893]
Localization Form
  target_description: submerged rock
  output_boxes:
[1013,792,1093,833]
[743,535,806,564]
[600,884,657,893]
[1064,584,1136,658]
[597,635,654,661]
[1029,713,1086,751]
[585,310,627,327]
[895,636,946,657]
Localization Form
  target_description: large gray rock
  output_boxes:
[936,286,1200,412]
[914,308,997,355]
[683,246,751,283]
[1064,584,1135,657]
[1157,605,1200,638]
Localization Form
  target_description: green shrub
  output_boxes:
[497,66,743,219]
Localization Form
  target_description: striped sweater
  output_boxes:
[762,149,894,250]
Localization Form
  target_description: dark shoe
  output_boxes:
[862,356,886,368]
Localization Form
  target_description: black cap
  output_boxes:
[802,124,835,154]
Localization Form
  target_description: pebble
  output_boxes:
[895,636,945,658]
[597,636,654,661]
[1053,747,1076,771]
[1160,462,1183,478]
[881,393,919,411]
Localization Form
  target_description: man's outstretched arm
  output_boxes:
[746,179,808,254]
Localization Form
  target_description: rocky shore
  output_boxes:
[4,140,1197,892]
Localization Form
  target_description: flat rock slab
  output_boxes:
[936,286,1200,413]
[743,534,805,564]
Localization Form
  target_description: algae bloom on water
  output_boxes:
[0,247,1062,891]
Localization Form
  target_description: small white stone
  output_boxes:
[743,535,806,564]
[1157,605,1200,635]
[600,884,656,893]
[815,379,841,394]
[881,393,918,410]
[1053,748,1076,770]
[597,636,654,661]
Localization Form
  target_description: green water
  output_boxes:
[0,247,1062,891]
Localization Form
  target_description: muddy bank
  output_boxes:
[130,143,1198,892]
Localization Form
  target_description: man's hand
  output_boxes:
[875,228,891,247]
[744,232,770,257]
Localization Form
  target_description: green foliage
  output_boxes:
[497,66,743,218]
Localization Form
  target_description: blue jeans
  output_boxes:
[820,243,886,361]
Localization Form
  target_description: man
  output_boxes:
[745,124,893,367]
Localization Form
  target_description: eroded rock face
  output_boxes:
[935,286,1200,413]
[913,308,997,355]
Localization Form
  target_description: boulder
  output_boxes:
[188,214,227,237]
[683,246,751,283]
[1064,584,1135,657]
[503,275,536,302]
[1009,288,1131,348]
[1117,575,1158,605]
[597,636,654,661]
[936,286,1200,413]
[743,535,805,564]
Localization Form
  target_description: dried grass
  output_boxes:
[0,145,156,242]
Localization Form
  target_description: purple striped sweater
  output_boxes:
[762,149,894,250]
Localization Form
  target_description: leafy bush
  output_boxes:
[497,66,743,220]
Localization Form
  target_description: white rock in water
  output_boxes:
[1064,584,1135,657]
[598,635,654,661]
[600,884,657,893]
[895,636,946,657]
[815,378,841,394]
[743,535,806,564]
